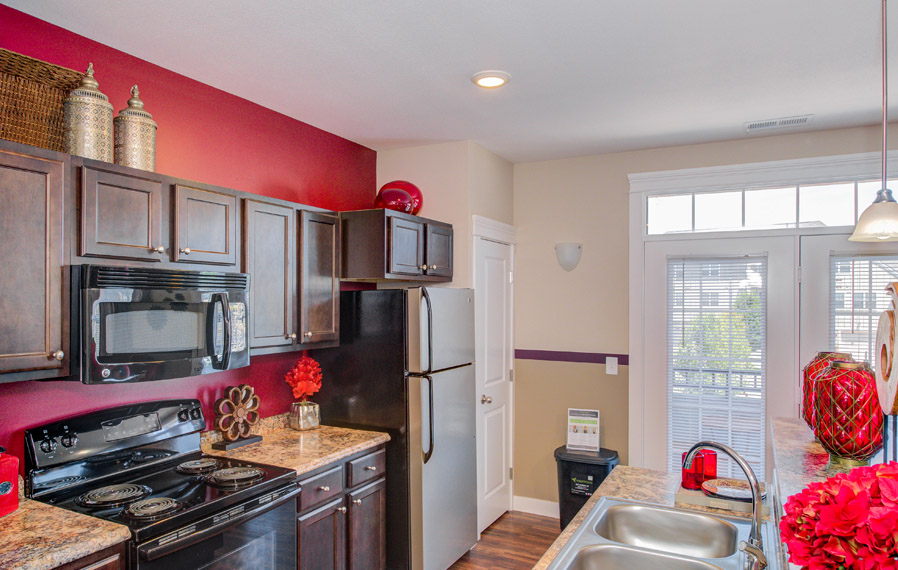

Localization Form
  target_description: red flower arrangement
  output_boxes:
[285,356,322,401]
[780,461,898,569]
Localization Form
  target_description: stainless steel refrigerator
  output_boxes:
[311,288,477,570]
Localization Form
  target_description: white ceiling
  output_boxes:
[6,0,895,163]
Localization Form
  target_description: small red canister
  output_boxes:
[681,450,717,490]
[801,352,853,428]
[0,446,19,517]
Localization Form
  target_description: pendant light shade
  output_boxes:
[851,0,898,241]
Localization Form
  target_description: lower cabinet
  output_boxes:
[296,447,386,570]
[53,543,125,570]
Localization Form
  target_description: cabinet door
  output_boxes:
[347,478,386,570]
[388,216,424,276]
[299,210,340,346]
[0,148,66,375]
[425,224,453,278]
[53,543,124,570]
[173,184,237,266]
[298,499,346,570]
[80,165,165,261]
[244,199,295,349]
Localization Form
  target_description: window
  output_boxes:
[667,257,766,477]
[831,255,898,365]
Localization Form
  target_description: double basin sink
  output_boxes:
[546,497,779,570]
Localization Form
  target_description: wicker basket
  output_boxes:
[0,48,82,152]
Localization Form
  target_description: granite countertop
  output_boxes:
[0,497,130,570]
[769,416,851,502]
[202,424,390,478]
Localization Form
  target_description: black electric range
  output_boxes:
[25,400,299,570]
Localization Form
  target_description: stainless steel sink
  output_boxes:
[566,544,725,570]
[594,503,739,558]
[546,497,779,570]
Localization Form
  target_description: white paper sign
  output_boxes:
[566,408,600,452]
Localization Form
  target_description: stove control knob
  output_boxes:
[177,410,190,422]
[39,438,58,453]
[190,407,202,420]
[60,433,78,448]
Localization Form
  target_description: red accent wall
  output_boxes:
[0,5,376,469]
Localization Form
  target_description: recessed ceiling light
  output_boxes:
[471,70,511,89]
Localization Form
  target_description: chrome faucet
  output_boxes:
[683,441,767,570]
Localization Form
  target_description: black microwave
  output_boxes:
[71,265,250,384]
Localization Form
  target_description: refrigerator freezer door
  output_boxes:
[410,364,477,570]
[407,287,475,374]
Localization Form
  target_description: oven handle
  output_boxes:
[138,484,299,562]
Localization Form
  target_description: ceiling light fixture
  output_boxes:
[851,0,898,241]
[471,70,511,89]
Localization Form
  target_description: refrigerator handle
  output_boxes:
[421,287,434,375]
[423,374,435,464]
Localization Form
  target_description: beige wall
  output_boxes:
[512,124,893,503]
[377,141,514,288]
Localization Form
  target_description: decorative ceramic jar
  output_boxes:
[379,180,423,214]
[813,360,884,466]
[113,85,156,171]
[374,187,414,213]
[0,446,18,517]
[801,351,853,428]
[63,63,113,161]
[289,401,320,430]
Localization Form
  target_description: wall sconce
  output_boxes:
[555,242,582,271]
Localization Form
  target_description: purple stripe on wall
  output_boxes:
[515,349,629,366]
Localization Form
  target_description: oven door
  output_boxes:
[83,286,248,383]
[133,485,299,570]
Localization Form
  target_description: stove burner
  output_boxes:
[77,484,153,507]
[208,466,265,488]
[124,497,182,520]
[176,457,220,475]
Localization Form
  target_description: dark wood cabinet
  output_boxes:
[244,199,295,350]
[341,209,453,282]
[347,478,387,570]
[0,144,68,378]
[173,184,238,266]
[298,498,346,570]
[52,543,125,570]
[298,210,340,347]
[80,163,166,262]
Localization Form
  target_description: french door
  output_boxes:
[643,236,797,480]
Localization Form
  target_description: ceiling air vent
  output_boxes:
[744,114,814,133]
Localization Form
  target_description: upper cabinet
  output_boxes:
[80,162,166,262]
[173,184,238,266]
[341,209,453,282]
[0,142,69,381]
[298,210,340,348]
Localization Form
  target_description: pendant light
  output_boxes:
[851,0,898,241]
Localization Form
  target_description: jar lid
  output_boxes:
[117,85,155,122]
[817,351,853,359]
[830,360,870,371]
[69,63,110,103]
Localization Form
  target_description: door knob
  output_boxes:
[337,506,347,514]
[52,350,65,361]
[180,247,191,255]
[153,245,165,254]
[352,499,362,506]
[430,265,437,270]
[318,485,330,492]
[419,264,428,271]
[287,333,297,340]
[481,395,492,404]
[304,331,313,338]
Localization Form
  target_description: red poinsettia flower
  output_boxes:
[781,462,898,570]
[284,356,322,401]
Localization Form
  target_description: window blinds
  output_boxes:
[667,257,767,478]
[830,255,898,367]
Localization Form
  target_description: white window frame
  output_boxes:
[628,150,898,468]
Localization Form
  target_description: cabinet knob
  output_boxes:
[364,465,377,472]
[337,506,347,514]
[52,350,65,361]
[287,333,297,340]
[419,264,428,271]
[430,265,437,270]
[180,247,191,255]
[318,485,330,492]
[352,499,362,506]
[154,245,166,254]
[481,394,493,405]
[304,331,313,338]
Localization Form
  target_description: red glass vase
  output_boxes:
[813,360,884,466]
[801,352,852,428]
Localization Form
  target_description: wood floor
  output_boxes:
[449,511,561,570]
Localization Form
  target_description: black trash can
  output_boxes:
[554,445,619,529]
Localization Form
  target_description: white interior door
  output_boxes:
[643,236,796,481]
[474,236,514,533]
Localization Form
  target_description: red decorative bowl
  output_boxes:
[380,180,422,215]
[374,187,414,213]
